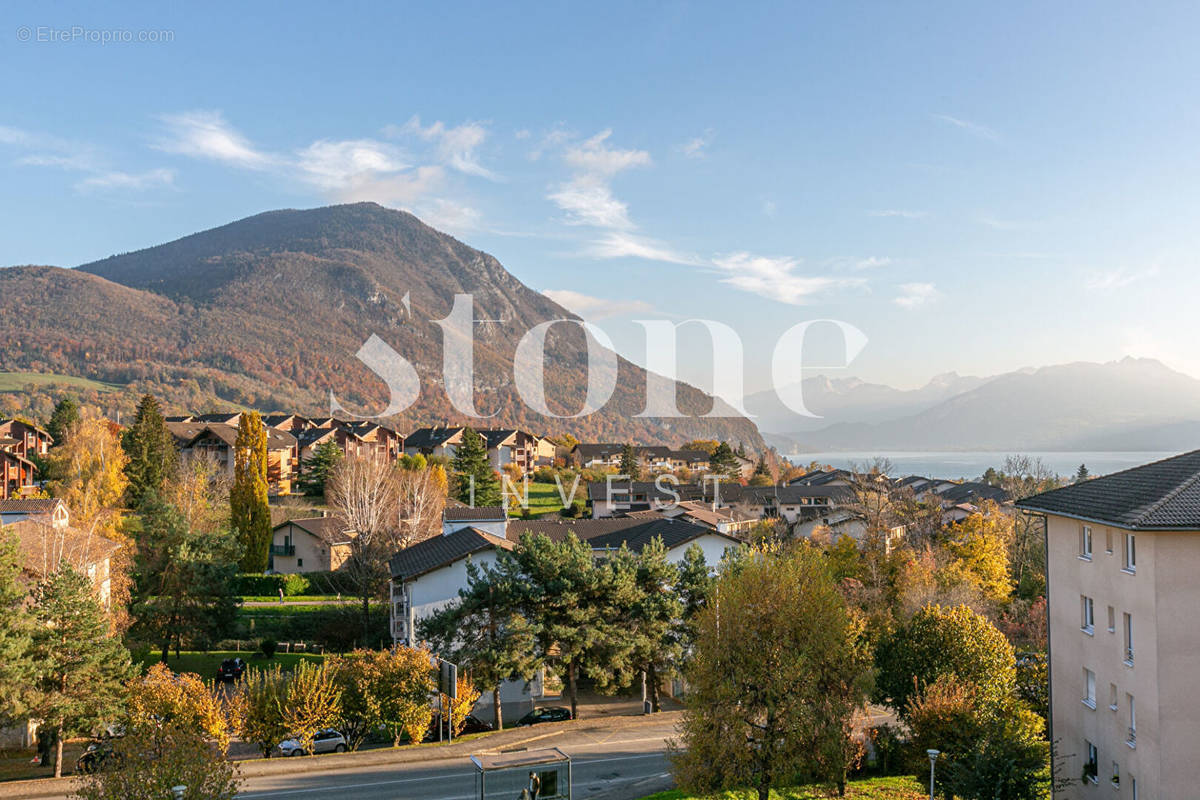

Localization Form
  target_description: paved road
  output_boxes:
[237,719,677,800]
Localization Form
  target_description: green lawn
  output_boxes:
[640,777,925,800]
[518,481,569,518]
[239,595,347,604]
[136,650,326,677]
[0,371,124,393]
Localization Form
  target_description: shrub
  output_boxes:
[232,573,311,597]
[260,639,277,658]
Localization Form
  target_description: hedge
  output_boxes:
[233,573,312,597]
[234,604,390,652]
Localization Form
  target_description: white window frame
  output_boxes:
[1127,694,1137,748]
[1080,525,1093,560]
[1081,595,1095,634]
[1123,613,1134,665]
[1107,605,1115,633]
[1123,533,1136,573]
[1083,668,1096,709]
[1105,528,1113,554]
[1085,741,1099,784]
[1108,683,1118,711]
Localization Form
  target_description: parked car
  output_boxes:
[277,729,347,756]
[515,707,572,726]
[215,657,246,682]
[76,740,123,773]
[423,713,494,741]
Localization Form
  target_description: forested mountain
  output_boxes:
[0,203,762,448]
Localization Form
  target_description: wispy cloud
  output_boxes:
[678,130,713,159]
[869,209,927,219]
[156,110,275,169]
[543,288,656,319]
[894,282,942,308]
[852,256,892,270]
[712,253,866,305]
[76,168,175,193]
[581,232,701,265]
[547,129,651,230]
[397,116,498,179]
[1086,266,1160,292]
[933,113,1001,143]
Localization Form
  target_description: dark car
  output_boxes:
[76,741,123,774]
[215,657,246,682]
[424,714,494,741]
[515,707,572,726]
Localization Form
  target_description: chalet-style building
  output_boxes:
[0,419,51,500]
[269,516,355,573]
[167,422,298,495]
[571,443,710,473]
[404,426,465,459]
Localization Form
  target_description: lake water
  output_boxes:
[783,451,1178,480]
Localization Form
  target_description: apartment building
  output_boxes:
[1017,451,1200,798]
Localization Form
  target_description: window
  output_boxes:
[1123,613,1134,664]
[1105,529,1113,554]
[1111,761,1120,788]
[1084,741,1098,783]
[297,558,303,567]
[1083,668,1096,708]
[1123,533,1136,573]
[1132,776,1138,799]
[1108,683,1118,711]
[1127,694,1137,747]
[1080,526,1093,559]
[1107,605,1115,633]
[1081,595,1095,633]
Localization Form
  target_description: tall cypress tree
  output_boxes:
[0,529,34,725]
[122,394,177,508]
[230,412,272,572]
[451,428,501,507]
[29,565,134,777]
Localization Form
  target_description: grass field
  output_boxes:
[640,777,926,800]
[239,595,347,604]
[518,481,569,517]
[135,650,326,677]
[0,371,124,393]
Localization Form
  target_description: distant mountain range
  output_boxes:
[758,358,1200,453]
[0,203,762,449]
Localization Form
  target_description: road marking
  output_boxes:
[238,752,668,798]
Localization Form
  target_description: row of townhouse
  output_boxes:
[0,418,53,500]
[387,506,744,721]
[164,415,560,495]
[893,473,1013,524]
[570,443,713,473]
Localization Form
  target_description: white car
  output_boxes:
[278,729,347,756]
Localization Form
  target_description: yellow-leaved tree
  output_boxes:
[281,660,343,756]
[940,501,1014,605]
[230,664,289,758]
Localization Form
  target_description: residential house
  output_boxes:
[167,422,298,495]
[0,419,53,460]
[626,500,758,538]
[404,426,466,459]
[0,497,69,528]
[0,418,49,500]
[269,516,355,573]
[442,505,509,539]
[587,480,706,518]
[571,443,710,473]
[1015,451,1200,799]
[478,429,540,474]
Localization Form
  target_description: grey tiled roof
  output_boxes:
[509,516,740,552]
[0,498,62,514]
[443,506,507,522]
[389,527,513,581]
[1016,450,1200,529]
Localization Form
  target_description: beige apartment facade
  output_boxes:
[1019,451,1200,799]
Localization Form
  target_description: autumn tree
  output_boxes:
[121,394,177,509]
[396,466,445,549]
[452,427,501,506]
[300,439,343,497]
[29,566,134,777]
[331,650,389,750]
[46,414,128,535]
[372,646,435,746]
[875,603,1016,716]
[327,455,400,638]
[939,501,1013,605]
[439,674,481,736]
[671,545,874,800]
[282,660,343,755]
[231,411,272,572]
[231,664,289,758]
[75,667,241,800]
[419,558,540,730]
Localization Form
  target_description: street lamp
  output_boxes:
[926,750,940,800]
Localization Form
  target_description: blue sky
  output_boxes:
[4,1,1200,394]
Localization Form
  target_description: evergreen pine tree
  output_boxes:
[230,411,272,572]
[1075,463,1090,483]
[0,529,34,725]
[451,428,501,506]
[618,443,641,480]
[29,565,134,777]
[300,440,344,497]
[45,397,80,448]
[122,394,177,509]
[709,441,740,480]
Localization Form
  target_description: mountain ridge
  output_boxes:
[1,203,763,448]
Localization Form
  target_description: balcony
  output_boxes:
[270,544,295,556]
[1127,728,1136,748]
